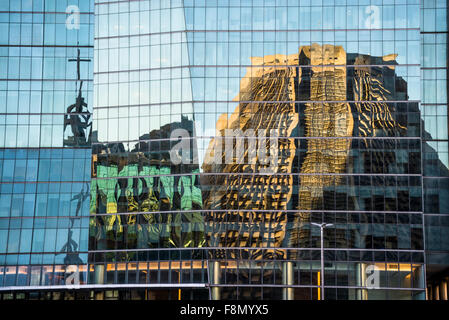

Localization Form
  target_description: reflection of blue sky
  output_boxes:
[184,3,420,31]
[182,3,431,169]
[95,3,192,143]
[181,2,438,169]
[427,141,449,169]
[189,41,420,102]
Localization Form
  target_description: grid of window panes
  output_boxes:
[91,0,205,291]
[421,0,449,281]
[89,0,429,300]
[0,0,94,289]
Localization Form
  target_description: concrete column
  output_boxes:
[440,280,448,300]
[211,261,221,300]
[94,264,105,284]
[427,285,433,300]
[434,284,440,300]
[94,264,105,300]
[282,261,294,300]
[356,263,368,300]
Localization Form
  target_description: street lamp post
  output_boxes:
[311,222,334,301]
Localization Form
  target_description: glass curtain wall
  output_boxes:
[421,0,449,299]
[91,0,427,300]
[0,0,94,291]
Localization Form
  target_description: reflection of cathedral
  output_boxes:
[202,52,299,261]
[87,44,428,299]
[292,44,354,250]
[202,44,417,261]
[292,45,410,251]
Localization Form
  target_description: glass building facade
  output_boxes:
[0,0,94,299]
[421,0,449,300]
[0,0,448,301]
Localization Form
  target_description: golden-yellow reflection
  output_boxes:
[203,44,407,259]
